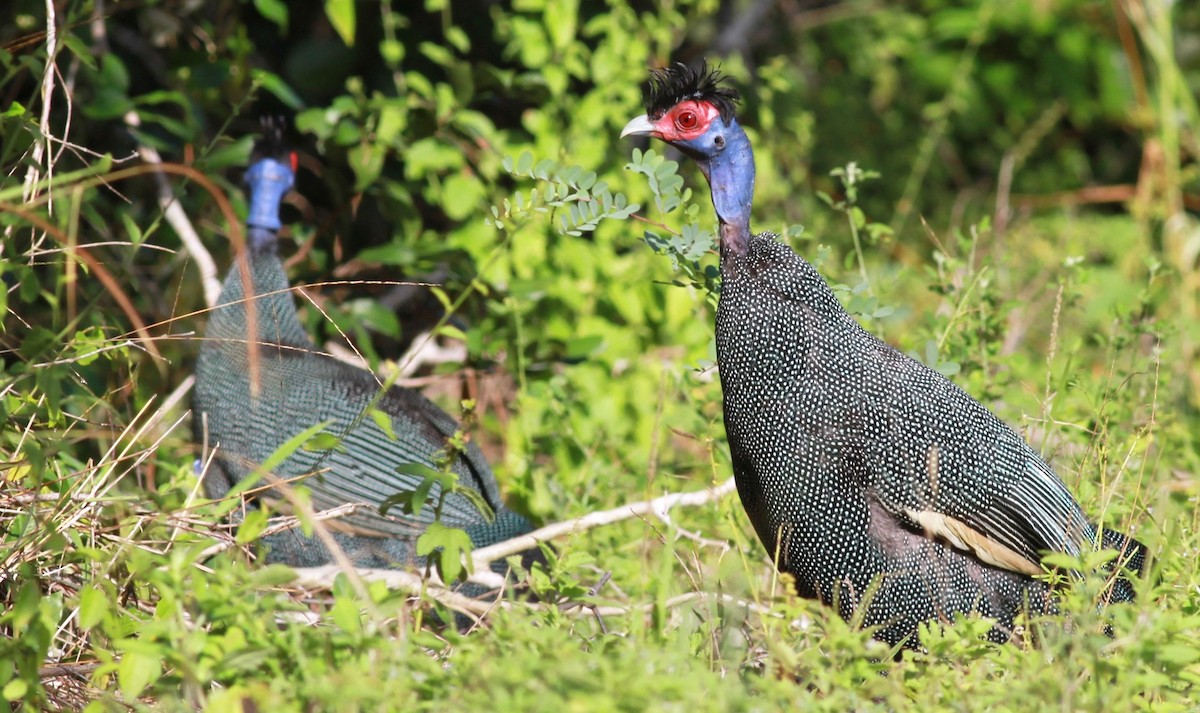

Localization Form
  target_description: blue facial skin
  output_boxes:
[244,158,295,251]
[671,116,756,254]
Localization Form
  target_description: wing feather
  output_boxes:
[852,330,1096,574]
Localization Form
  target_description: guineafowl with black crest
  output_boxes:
[621,62,1145,648]
[193,123,537,574]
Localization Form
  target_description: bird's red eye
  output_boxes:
[676,110,699,131]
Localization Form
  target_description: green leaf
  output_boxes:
[369,408,397,441]
[325,0,356,47]
[380,463,442,517]
[416,522,473,583]
[235,508,270,544]
[331,594,363,635]
[380,38,404,66]
[78,585,107,629]
[348,142,385,191]
[544,0,578,50]
[302,431,345,453]
[2,679,27,702]
[253,0,289,31]
[250,69,304,110]
[118,649,161,700]
[451,485,494,523]
[442,174,485,221]
[436,323,468,342]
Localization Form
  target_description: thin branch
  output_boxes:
[470,477,736,569]
[22,0,58,208]
[40,662,99,679]
[124,109,222,307]
[290,565,779,623]
[291,565,501,623]
[285,478,737,606]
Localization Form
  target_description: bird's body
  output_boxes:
[717,236,1064,643]
[194,132,534,569]
[623,63,1144,647]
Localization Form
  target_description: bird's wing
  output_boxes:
[256,350,504,540]
[852,334,1095,575]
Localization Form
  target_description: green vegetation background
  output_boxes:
[2,0,1199,709]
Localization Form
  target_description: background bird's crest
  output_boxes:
[250,115,296,169]
[643,61,741,123]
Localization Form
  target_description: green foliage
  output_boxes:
[2,0,1199,710]
[493,150,639,235]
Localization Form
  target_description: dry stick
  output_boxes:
[125,111,221,307]
[469,477,737,570]
[287,478,738,616]
[39,663,100,679]
[291,565,507,620]
[288,571,777,623]
[20,0,57,208]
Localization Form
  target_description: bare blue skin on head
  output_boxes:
[622,112,755,256]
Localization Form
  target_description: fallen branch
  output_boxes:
[39,662,100,679]
[289,565,781,624]
[291,564,503,624]
[469,477,737,570]
[287,478,739,619]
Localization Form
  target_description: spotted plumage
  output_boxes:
[623,63,1145,647]
[194,124,535,570]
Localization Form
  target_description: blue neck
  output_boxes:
[244,157,294,252]
[702,118,755,256]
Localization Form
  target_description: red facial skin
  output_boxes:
[648,100,721,141]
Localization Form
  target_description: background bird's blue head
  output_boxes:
[621,62,755,252]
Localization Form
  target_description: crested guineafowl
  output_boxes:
[621,62,1145,647]
[194,125,536,573]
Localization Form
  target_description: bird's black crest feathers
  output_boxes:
[251,116,291,164]
[643,61,740,123]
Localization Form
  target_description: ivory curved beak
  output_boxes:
[620,114,657,139]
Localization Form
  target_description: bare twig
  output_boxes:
[290,565,501,623]
[470,477,736,570]
[40,663,100,679]
[283,478,738,616]
[125,111,222,307]
[21,0,58,209]
[290,565,779,623]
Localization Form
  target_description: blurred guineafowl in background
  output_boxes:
[621,62,1146,648]
[193,124,536,572]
